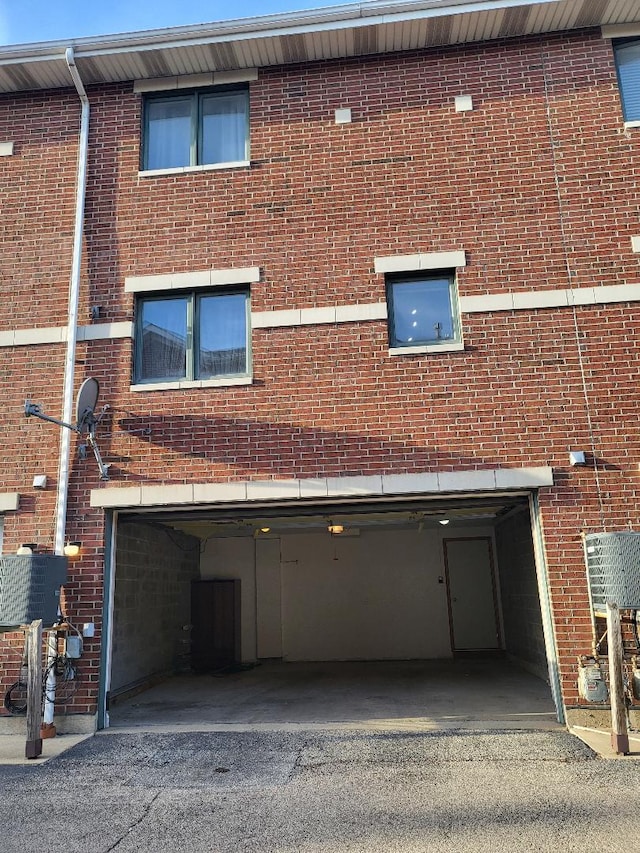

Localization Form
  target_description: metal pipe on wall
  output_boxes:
[44,47,90,730]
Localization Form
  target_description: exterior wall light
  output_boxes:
[439,519,450,526]
[328,523,344,534]
[63,542,82,558]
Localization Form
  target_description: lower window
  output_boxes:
[135,288,250,384]
[386,273,460,348]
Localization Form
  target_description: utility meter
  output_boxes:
[578,658,608,703]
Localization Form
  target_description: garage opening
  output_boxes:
[104,494,559,727]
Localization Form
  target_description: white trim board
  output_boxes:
[90,466,554,508]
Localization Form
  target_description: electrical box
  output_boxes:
[578,659,609,703]
[584,532,640,611]
[65,635,82,659]
[0,555,67,628]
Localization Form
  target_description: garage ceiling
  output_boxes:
[136,495,530,540]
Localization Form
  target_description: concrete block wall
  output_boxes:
[0,26,638,715]
[111,521,199,694]
[495,510,548,681]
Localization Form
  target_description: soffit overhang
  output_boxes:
[0,0,638,94]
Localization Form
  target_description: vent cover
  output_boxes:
[584,532,640,612]
[0,555,68,628]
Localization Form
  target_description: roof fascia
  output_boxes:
[0,0,558,64]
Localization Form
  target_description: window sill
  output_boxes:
[388,341,465,355]
[624,121,640,129]
[130,376,253,392]
[138,160,250,177]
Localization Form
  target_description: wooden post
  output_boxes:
[25,619,43,759]
[606,602,630,755]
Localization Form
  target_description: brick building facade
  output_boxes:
[0,0,639,731]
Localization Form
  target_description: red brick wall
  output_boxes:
[1,28,639,713]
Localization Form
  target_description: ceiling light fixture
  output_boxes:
[439,519,450,526]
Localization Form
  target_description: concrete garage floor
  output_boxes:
[108,658,560,731]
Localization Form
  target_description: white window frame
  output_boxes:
[134,286,251,387]
[613,38,640,126]
[141,85,250,172]
[375,251,466,355]
[386,272,463,354]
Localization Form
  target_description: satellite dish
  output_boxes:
[24,376,110,480]
[75,377,99,435]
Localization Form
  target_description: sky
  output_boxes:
[0,1,341,46]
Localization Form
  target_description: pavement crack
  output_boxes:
[288,740,308,781]
[103,791,161,851]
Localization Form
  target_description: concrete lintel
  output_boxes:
[246,480,302,500]
[460,293,514,313]
[77,322,134,341]
[382,473,439,494]
[299,478,330,498]
[140,484,194,505]
[326,475,384,496]
[90,487,142,508]
[374,251,466,275]
[300,306,337,325]
[494,467,554,488]
[133,69,257,93]
[438,470,497,492]
[335,303,387,323]
[193,482,248,503]
[594,283,640,304]
[14,327,66,346]
[90,467,554,511]
[252,309,302,329]
[125,266,259,293]
[511,290,569,310]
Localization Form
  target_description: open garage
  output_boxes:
[103,493,560,728]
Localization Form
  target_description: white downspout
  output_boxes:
[44,47,90,730]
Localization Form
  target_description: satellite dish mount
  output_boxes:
[25,378,110,480]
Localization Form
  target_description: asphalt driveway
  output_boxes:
[1,726,638,851]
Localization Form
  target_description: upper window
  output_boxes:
[387,273,460,349]
[135,288,250,384]
[614,39,640,123]
[143,87,249,171]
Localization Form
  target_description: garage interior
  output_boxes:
[105,494,559,728]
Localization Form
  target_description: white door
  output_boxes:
[444,537,500,651]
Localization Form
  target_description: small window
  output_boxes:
[143,87,249,170]
[135,288,250,384]
[614,38,640,122]
[387,273,460,349]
